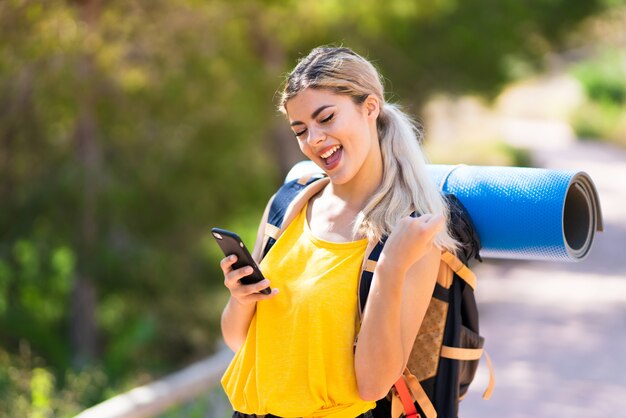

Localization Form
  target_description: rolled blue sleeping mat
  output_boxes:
[285,161,603,262]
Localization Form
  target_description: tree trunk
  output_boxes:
[245,5,302,179]
[71,0,101,368]
[0,67,34,211]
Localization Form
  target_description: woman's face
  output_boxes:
[285,88,381,186]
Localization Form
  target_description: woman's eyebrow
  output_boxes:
[290,105,334,126]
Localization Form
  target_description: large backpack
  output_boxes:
[259,173,495,418]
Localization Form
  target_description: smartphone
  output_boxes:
[211,227,271,295]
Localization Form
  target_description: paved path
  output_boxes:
[462,123,626,418]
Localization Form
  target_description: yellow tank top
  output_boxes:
[221,203,375,417]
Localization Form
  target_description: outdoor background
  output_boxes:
[1,0,625,417]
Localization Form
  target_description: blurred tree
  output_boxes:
[71,0,102,369]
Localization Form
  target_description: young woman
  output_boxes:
[219,46,459,418]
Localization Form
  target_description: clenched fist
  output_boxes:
[377,213,445,277]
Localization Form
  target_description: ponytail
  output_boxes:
[355,103,458,251]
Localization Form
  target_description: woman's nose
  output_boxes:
[307,127,325,145]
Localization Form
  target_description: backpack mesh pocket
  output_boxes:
[458,325,484,397]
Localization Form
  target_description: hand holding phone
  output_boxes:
[212,227,271,295]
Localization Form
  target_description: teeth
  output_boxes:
[320,145,340,159]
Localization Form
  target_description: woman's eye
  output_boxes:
[320,113,334,123]
[294,129,307,138]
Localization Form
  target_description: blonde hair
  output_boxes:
[279,46,458,251]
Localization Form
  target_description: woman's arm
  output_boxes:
[354,214,444,401]
[220,196,278,352]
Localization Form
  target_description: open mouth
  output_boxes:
[320,145,342,168]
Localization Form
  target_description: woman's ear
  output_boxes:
[364,95,380,120]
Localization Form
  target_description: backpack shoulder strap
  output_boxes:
[441,250,477,289]
[261,174,329,258]
[356,211,420,316]
[357,239,386,317]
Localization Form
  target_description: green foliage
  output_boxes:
[0,346,124,417]
[0,236,75,372]
[573,49,626,105]
[30,368,54,418]
[292,0,611,100]
[570,48,626,145]
[0,0,619,414]
[571,100,626,145]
